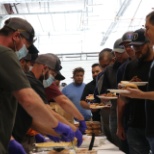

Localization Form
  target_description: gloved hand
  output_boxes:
[74,129,83,147]
[79,120,87,134]
[53,122,75,142]
[35,134,46,143]
[47,135,61,142]
[8,139,26,154]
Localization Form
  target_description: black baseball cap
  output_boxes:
[55,72,65,81]
[119,31,134,45]
[129,28,149,46]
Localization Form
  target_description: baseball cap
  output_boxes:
[4,17,35,43]
[24,53,38,62]
[119,31,134,45]
[129,28,149,46]
[35,53,62,72]
[55,72,65,81]
[28,45,39,54]
[113,38,125,53]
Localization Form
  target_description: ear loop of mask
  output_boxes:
[12,38,17,52]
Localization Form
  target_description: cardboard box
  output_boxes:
[50,102,74,123]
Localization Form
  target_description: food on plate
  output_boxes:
[90,103,105,108]
[86,94,94,100]
[48,149,69,154]
[101,92,116,97]
[35,138,77,148]
[85,121,102,136]
[120,81,138,89]
[85,129,93,134]
[130,76,142,82]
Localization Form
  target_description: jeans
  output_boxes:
[109,115,129,153]
[126,127,150,154]
[147,137,154,154]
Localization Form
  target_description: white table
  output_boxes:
[79,135,125,154]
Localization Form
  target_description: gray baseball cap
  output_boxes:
[4,17,35,43]
[113,38,125,53]
[35,53,62,72]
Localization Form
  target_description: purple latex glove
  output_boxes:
[74,129,83,147]
[8,140,26,154]
[53,122,75,142]
[47,135,61,142]
[79,120,87,134]
[35,134,46,143]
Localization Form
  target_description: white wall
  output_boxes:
[60,59,99,85]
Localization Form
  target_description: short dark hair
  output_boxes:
[99,48,113,61]
[73,67,84,76]
[99,48,112,59]
[0,26,14,36]
[91,63,100,68]
[146,11,154,25]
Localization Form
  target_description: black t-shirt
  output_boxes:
[12,71,48,142]
[123,59,152,128]
[0,46,31,153]
[146,61,154,136]
[80,79,100,121]
[100,62,121,119]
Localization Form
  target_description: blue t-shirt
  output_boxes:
[62,82,92,121]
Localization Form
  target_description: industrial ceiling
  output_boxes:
[0,0,153,56]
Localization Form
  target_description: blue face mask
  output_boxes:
[15,44,28,60]
[43,74,55,88]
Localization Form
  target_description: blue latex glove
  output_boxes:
[35,134,46,143]
[47,135,61,142]
[8,140,26,154]
[79,120,87,134]
[53,122,75,142]
[74,129,83,147]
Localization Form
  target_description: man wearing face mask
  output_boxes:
[21,50,86,138]
[0,17,76,154]
[13,53,83,153]
[20,45,39,72]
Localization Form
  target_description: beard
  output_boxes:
[138,47,151,62]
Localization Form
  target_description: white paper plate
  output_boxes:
[90,104,111,109]
[130,82,148,86]
[97,95,118,100]
[107,89,130,94]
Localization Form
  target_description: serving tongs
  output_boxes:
[88,133,95,151]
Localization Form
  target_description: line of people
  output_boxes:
[78,11,154,154]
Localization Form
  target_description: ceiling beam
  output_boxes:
[0,10,85,16]
[100,0,132,45]
[0,0,82,4]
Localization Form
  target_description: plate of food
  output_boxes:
[130,81,148,86]
[86,94,94,100]
[97,93,117,99]
[35,139,77,149]
[107,89,130,94]
[90,103,111,109]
